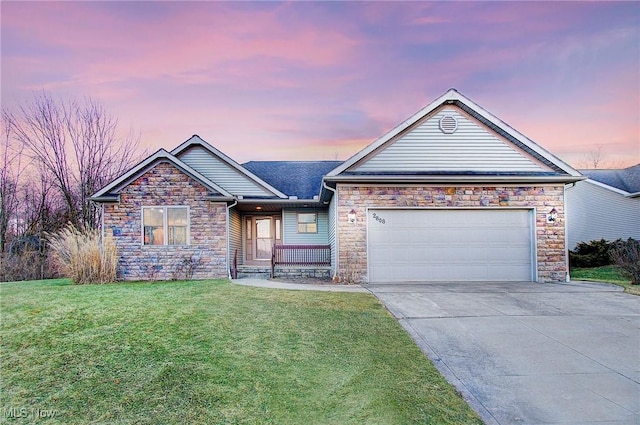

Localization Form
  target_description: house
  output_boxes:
[91,89,583,283]
[565,164,640,249]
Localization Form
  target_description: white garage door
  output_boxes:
[368,209,534,282]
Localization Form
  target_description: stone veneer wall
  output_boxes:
[336,184,566,283]
[102,162,228,280]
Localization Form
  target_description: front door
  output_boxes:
[255,217,273,260]
[245,215,281,263]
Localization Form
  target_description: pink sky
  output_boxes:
[2,1,639,167]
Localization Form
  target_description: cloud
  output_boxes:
[2,1,637,167]
[3,2,361,95]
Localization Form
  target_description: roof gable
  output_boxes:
[91,149,233,201]
[327,89,581,180]
[172,135,287,199]
[350,106,552,173]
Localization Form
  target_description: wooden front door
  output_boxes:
[245,215,281,263]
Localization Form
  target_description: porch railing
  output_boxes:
[231,249,238,279]
[271,244,331,277]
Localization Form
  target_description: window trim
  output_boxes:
[297,212,318,234]
[142,206,190,246]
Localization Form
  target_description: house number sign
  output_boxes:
[372,212,386,224]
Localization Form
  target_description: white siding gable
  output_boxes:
[352,107,552,173]
[178,146,274,197]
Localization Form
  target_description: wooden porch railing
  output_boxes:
[231,249,238,279]
[271,244,331,277]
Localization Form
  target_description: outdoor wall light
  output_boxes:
[546,208,558,223]
[348,209,357,223]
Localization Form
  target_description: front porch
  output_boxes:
[229,205,333,281]
[231,244,332,280]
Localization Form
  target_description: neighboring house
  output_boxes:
[566,164,640,249]
[92,89,583,283]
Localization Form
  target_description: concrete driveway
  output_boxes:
[366,281,640,425]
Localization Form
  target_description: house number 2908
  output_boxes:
[372,213,386,224]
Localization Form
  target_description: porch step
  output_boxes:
[273,266,332,280]
[235,265,271,280]
[233,265,333,280]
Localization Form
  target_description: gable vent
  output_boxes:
[439,115,458,134]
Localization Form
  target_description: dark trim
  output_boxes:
[323,175,585,184]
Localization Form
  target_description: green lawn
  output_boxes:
[0,279,481,424]
[571,265,639,295]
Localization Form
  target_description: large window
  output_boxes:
[297,212,317,234]
[143,206,189,245]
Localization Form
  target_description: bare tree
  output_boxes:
[20,164,62,236]
[3,92,142,229]
[66,97,142,227]
[583,145,605,169]
[0,114,27,253]
[576,145,629,170]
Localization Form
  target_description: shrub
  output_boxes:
[0,250,58,282]
[610,238,640,284]
[569,239,614,268]
[9,235,45,255]
[47,225,117,284]
[171,254,203,280]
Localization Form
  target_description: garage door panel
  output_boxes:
[463,249,490,262]
[388,248,410,262]
[492,245,529,258]
[368,209,533,283]
[407,249,428,262]
[413,228,432,240]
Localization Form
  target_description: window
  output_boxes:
[167,207,188,245]
[297,212,317,233]
[143,207,164,245]
[143,206,189,245]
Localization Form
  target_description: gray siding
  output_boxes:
[229,208,242,266]
[178,146,273,197]
[353,107,550,173]
[566,180,640,249]
[282,209,329,244]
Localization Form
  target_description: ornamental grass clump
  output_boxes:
[48,225,117,284]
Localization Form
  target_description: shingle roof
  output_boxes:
[242,161,343,199]
[579,164,640,194]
